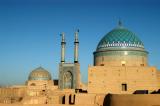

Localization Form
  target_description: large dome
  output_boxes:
[97,24,144,51]
[28,67,52,80]
[94,22,148,67]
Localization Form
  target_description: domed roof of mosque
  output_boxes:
[96,21,145,51]
[28,67,52,80]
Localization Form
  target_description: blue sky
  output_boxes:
[0,0,160,86]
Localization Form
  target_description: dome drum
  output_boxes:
[94,50,148,66]
[94,50,148,57]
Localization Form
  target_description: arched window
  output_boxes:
[63,71,73,89]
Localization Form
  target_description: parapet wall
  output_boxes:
[0,94,160,106]
[0,104,96,106]
[104,94,160,106]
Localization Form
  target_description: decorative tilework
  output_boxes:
[97,27,144,51]
[28,67,52,80]
[94,51,148,57]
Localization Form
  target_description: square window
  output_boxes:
[122,84,127,91]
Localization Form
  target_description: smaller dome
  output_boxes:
[28,67,52,80]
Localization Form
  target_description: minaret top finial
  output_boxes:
[77,29,79,33]
[75,29,79,42]
[60,32,65,43]
[118,19,123,27]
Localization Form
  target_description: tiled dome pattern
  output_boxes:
[97,27,144,51]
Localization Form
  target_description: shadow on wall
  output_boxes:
[103,94,111,106]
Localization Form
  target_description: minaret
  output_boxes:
[74,30,79,63]
[61,32,66,63]
[59,31,81,89]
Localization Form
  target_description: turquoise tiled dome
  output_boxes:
[97,25,144,51]
[28,67,52,80]
[94,22,148,66]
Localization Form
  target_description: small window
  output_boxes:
[100,64,104,66]
[122,84,127,91]
[140,64,144,66]
[122,64,125,66]
[30,83,36,86]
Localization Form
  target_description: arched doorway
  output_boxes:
[63,71,73,89]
